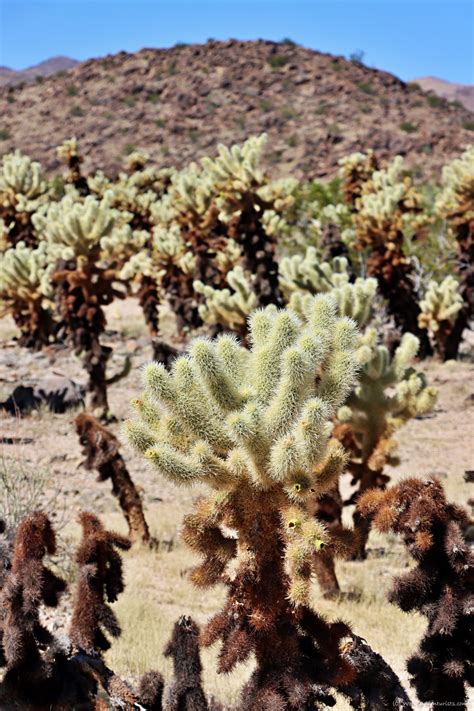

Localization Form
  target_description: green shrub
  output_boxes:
[349,49,365,64]
[35,75,44,84]
[124,95,136,107]
[70,105,85,118]
[260,99,273,112]
[280,106,296,119]
[407,82,421,92]
[287,133,299,148]
[147,92,160,104]
[427,94,444,108]
[267,54,289,69]
[122,143,136,155]
[462,120,474,131]
[0,128,11,140]
[7,94,15,104]
[400,121,417,133]
[356,81,374,95]
[66,84,78,96]
[281,37,296,46]
[155,118,165,128]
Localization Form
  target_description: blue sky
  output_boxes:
[1,0,473,83]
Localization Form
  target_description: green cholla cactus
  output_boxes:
[280,249,377,328]
[0,240,55,348]
[418,276,463,359]
[0,150,48,247]
[194,266,258,337]
[33,192,138,416]
[126,295,362,704]
[336,328,437,558]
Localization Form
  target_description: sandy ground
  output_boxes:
[0,299,473,708]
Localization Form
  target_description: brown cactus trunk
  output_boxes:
[75,413,150,546]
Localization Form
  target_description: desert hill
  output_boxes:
[415,76,474,112]
[1,40,473,180]
[0,56,79,86]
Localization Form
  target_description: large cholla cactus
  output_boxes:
[33,192,144,416]
[336,329,437,559]
[358,478,473,710]
[347,155,432,353]
[435,146,474,358]
[0,240,56,349]
[0,150,47,247]
[127,296,362,706]
[418,276,464,359]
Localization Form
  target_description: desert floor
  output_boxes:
[0,300,473,708]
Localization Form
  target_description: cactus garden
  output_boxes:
[0,107,473,708]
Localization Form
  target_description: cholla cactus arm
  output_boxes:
[0,241,56,348]
[418,276,463,358]
[194,266,258,337]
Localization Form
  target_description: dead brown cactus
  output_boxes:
[69,512,131,655]
[358,478,473,710]
[75,413,151,546]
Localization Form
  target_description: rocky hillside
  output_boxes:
[1,40,473,180]
[0,56,79,86]
[415,76,474,112]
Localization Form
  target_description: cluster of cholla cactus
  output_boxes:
[126,295,409,707]
[358,478,473,710]
[340,153,432,353]
[418,276,464,359]
[0,240,56,348]
[435,145,474,358]
[32,191,146,416]
[0,150,48,248]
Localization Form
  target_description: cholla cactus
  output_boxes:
[280,250,377,328]
[127,296,361,705]
[56,137,89,195]
[336,329,437,558]
[418,276,463,359]
[358,478,473,710]
[435,146,474,358]
[348,155,432,353]
[0,240,55,348]
[339,150,379,208]
[194,265,258,339]
[33,193,137,416]
[0,150,47,247]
